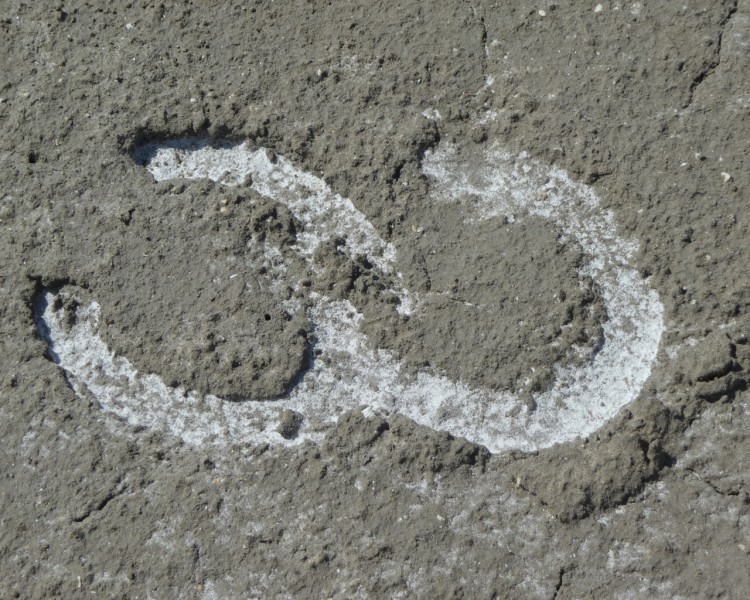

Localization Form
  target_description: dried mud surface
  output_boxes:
[2,1,750,598]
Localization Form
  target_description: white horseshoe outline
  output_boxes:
[35,137,664,453]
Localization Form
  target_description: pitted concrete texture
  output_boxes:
[1,1,749,597]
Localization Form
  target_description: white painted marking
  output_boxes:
[36,138,664,453]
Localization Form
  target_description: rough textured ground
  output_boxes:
[1,0,749,598]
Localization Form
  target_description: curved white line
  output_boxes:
[37,139,663,453]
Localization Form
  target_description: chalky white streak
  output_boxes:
[36,138,664,453]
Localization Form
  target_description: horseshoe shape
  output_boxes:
[35,137,664,453]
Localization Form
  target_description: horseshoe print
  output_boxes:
[35,135,664,454]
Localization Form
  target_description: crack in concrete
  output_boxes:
[551,566,565,600]
[683,466,744,499]
[72,479,128,523]
[471,5,489,82]
[480,16,488,63]
[683,1,739,109]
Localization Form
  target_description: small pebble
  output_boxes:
[721,172,732,182]
[277,409,303,439]
[594,4,603,12]
[538,9,546,17]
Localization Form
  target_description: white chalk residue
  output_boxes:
[135,140,397,272]
[36,139,664,453]
[421,143,664,449]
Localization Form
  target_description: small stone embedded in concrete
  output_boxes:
[277,409,303,439]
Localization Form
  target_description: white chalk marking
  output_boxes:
[37,138,664,453]
[136,140,397,272]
